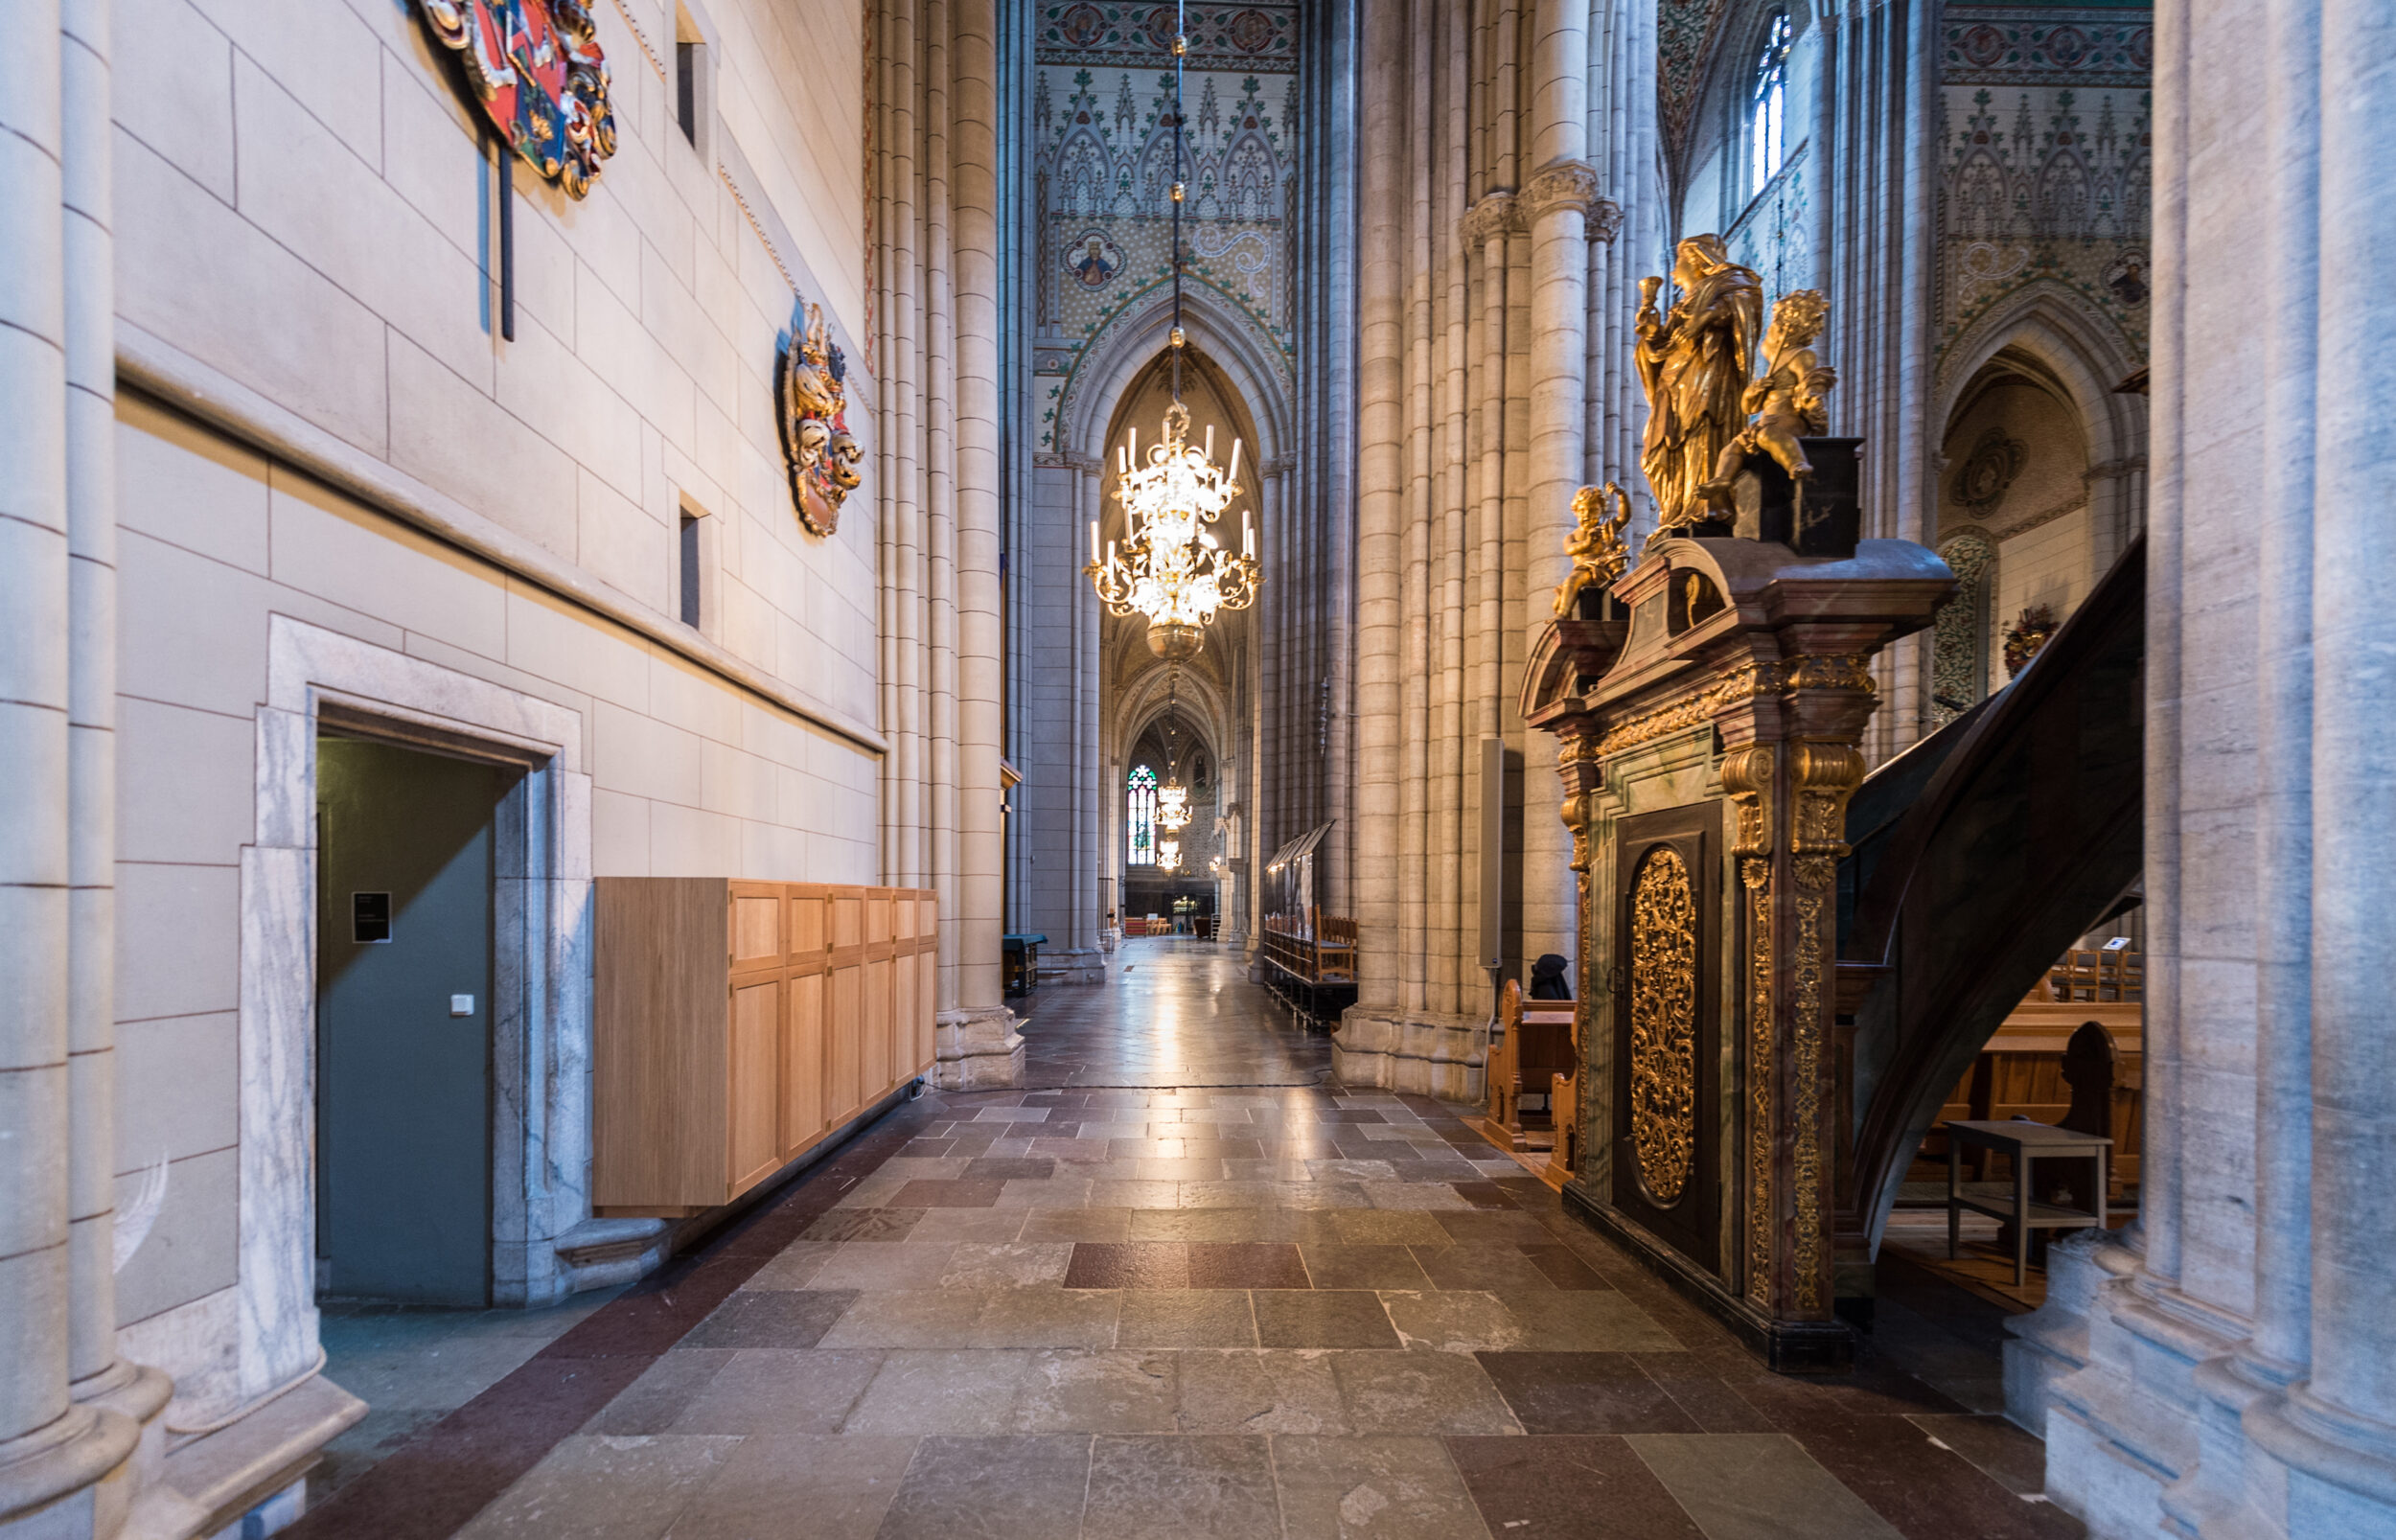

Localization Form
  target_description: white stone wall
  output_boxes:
[61,9,1003,1506]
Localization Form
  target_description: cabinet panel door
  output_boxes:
[864,955,894,1098]
[784,969,825,1156]
[728,977,783,1195]
[830,959,863,1122]
[730,885,784,971]
[892,943,918,1084]
[916,895,939,1070]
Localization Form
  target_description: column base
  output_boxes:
[0,1404,140,1540]
[1330,1007,1486,1102]
[1033,949,1107,986]
[934,1006,1025,1091]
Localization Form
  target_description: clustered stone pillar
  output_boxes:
[872,0,1019,1088]
[1341,0,1643,1095]
[0,1,153,1534]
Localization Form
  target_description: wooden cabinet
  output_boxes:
[594,880,937,1216]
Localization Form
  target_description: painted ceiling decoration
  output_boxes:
[417,0,618,197]
[1658,0,1733,164]
[779,303,864,537]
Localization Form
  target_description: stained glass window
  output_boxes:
[1750,13,1791,195]
[1127,765,1158,865]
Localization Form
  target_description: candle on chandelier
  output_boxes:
[1228,436,1242,485]
[1243,512,1255,557]
[1205,424,1214,461]
[1090,519,1100,565]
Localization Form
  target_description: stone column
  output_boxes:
[0,2,142,1532]
[931,0,1019,1089]
[2289,0,2396,1469]
[1516,0,1596,982]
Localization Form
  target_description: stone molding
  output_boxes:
[933,1005,1025,1091]
[1458,191,1521,247]
[1036,450,1105,472]
[1522,158,1603,222]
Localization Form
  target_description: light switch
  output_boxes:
[449,995,474,1017]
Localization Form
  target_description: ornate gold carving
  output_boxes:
[781,303,864,535]
[1555,484,1632,617]
[1695,289,1837,509]
[1792,882,1827,1310]
[1720,743,1777,1306]
[1628,846,1699,1206]
[1591,655,1875,759]
[1635,237,1763,535]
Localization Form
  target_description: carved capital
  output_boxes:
[1458,191,1522,247]
[1522,158,1603,222]
[1585,198,1624,244]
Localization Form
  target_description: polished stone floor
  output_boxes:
[292,938,2075,1540]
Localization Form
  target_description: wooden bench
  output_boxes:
[1486,979,1575,1152]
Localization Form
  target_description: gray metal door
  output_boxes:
[316,737,509,1305]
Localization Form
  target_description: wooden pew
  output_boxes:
[1486,979,1576,1152]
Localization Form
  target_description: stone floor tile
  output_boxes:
[841,1349,1035,1435]
[682,1290,860,1350]
[874,1435,1093,1540]
[1634,1353,1779,1434]
[810,1242,958,1291]
[1519,1243,1609,1291]
[1082,1435,1281,1540]
[817,1291,993,1349]
[1381,1291,1526,1354]
[1628,1433,1907,1540]
[1412,1242,1563,1293]
[1174,1349,1348,1435]
[449,1432,740,1539]
[1432,1209,1567,1244]
[970,1288,1124,1349]
[1330,1348,1523,1436]
[584,1350,732,1437]
[801,1208,925,1244]
[742,1242,840,1290]
[997,1177,1100,1208]
[899,1207,1031,1244]
[1497,1291,1687,1352]
[941,1241,1074,1289]
[965,1157,1059,1181]
[1130,1207,1266,1242]
[1445,1434,1707,1539]
[1116,1291,1260,1348]
[1784,1413,2084,1540]
[1017,1206,1135,1242]
[1330,1209,1457,1246]
[1254,1290,1402,1349]
[1448,1181,1523,1209]
[1268,1435,1490,1540]
[1064,1241,1191,1289]
[1086,1179,1184,1208]
[665,1348,885,1435]
[1905,1412,2053,1499]
[890,1179,1009,1207]
[1176,1180,1278,1208]
[1476,1352,1700,1436]
[1300,1244,1436,1292]
[1006,1348,1181,1433]
[1187,1242,1311,1290]
[660,1433,917,1540]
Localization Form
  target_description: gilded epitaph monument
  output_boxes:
[1522,247,1952,1369]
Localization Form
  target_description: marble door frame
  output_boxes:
[233,617,593,1411]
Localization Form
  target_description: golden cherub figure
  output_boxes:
[1554,482,1632,617]
[1697,288,1835,510]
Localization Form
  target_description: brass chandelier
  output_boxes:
[1084,0,1261,662]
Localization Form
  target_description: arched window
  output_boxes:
[1127,765,1158,865]
[1749,12,1791,195]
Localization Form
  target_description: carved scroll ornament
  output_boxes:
[1628,845,1699,1206]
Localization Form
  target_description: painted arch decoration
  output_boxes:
[416,0,618,197]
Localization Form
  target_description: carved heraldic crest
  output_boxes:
[780,304,864,537]
[417,0,618,197]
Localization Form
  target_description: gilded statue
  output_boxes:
[1697,288,1835,506]
[1554,482,1631,617]
[1634,236,1763,536]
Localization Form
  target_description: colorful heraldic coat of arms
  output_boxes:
[418,0,618,198]
[780,305,864,537]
